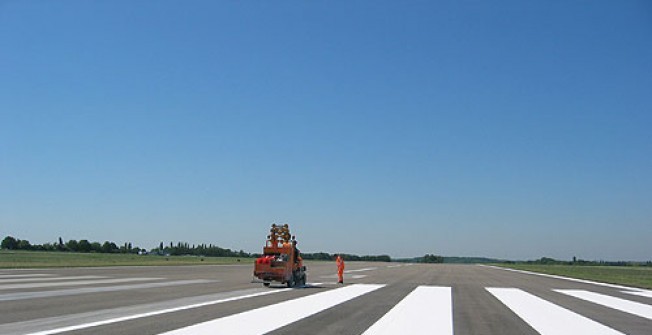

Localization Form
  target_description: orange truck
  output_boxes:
[254,224,306,288]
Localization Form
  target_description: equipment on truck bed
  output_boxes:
[253,224,306,288]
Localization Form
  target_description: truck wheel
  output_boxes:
[263,282,270,287]
[286,276,295,288]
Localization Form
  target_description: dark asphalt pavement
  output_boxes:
[0,262,650,334]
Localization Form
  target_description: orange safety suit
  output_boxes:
[336,255,345,284]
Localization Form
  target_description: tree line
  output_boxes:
[1,236,144,254]
[0,235,393,262]
[502,257,652,267]
[299,252,392,262]
[152,241,249,258]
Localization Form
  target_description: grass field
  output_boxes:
[496,263,652,289]
[0,250,253,268]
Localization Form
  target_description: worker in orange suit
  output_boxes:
[336,254,345,284]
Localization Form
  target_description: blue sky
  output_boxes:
[1,1,651,260]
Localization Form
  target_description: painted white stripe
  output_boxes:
[363,286,452,335]
[0,278,160,290]
[482,265,646,292]
[159,284,385,335]
[0,276,105,284]
[345,267,377,273]
[386,265,403,268]
[22,288,290,335]
[623,290,652,299]
[556,290,652,320]
[487,288,624,335]
[0,279,216,302]
[0,274,54,279]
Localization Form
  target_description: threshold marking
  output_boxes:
[556,289,652,320]
[363,286,452,335]
[159,284,385,335]
[487,288,624,335]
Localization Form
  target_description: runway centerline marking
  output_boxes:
[158,284,385,335]
[487,288,625,335]
[556,289,652,320]
[20,287,291,335]
[363,286,452,335]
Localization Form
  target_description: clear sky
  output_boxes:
[1,1,650,261]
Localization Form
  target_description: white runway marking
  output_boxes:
[21,288,290,335]
[487,288,624,335]
[556,289,652,320]
[0,274,54,279]
[363,286,452,335]
[345,267,377,273]
[622,290,652,299]
[483,265,646,292]
[0,276,105,284]
[159,284,385,335]
[0,279,216,302]
[0,278,161,290]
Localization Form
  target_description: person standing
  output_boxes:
[336,254,345,284]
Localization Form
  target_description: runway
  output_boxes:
[0,262,650,334]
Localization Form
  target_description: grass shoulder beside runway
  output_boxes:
[494,263,652,289]
[0,250,253,268]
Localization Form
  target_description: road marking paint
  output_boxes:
[487,288,625,335]
[21,288,290,335]
[0,275,106,284]
[345,267,377,273]
[386,265,403,268]
[0,278,161,290]
[622,290,652,299]
[159,284,385,335]
[482,265,646,292]
[0,279,216,302]
[556,289,652,320]
[0,274,54,279]
[363,286,452,335]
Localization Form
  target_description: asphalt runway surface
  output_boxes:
[1,262,650,334]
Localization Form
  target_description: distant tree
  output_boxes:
[90,242,102,253]
[17,239,32,250]
[78,240,92,253]
[66,240,79,252]
[102,241,119,253]
[422,254,444,263]
[1,236,18,250]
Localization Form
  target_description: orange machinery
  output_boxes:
[253,224,306,288]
